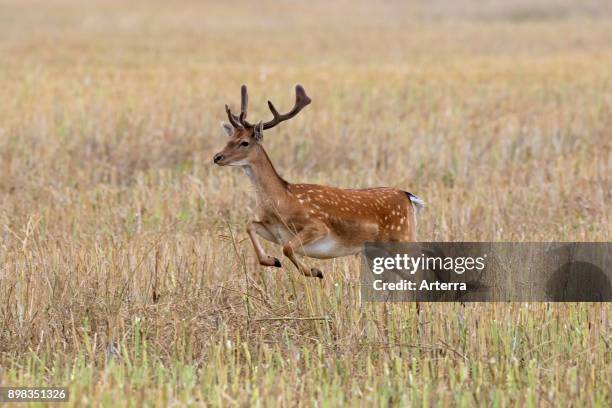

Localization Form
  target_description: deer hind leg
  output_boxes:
[247,221,282,267]
[282,225,328,279]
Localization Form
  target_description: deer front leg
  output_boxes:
[247,221,282,267]
[282,225,328,279]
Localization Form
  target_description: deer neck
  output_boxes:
[243,146,288,205]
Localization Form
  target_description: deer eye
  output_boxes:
[240,140,249,147]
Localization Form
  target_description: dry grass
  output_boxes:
[0,0,610,406]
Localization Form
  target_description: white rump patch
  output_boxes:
[407,193,425,215]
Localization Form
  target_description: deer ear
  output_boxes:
[253,121,264,143]
[221,122,234,137]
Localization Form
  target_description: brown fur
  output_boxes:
[215,128,419,278]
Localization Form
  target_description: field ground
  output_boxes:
[0,0,610,406]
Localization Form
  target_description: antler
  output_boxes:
[225,84,311,130]
[225,105,243,128]
[226,85,254,129]
[263,85,311,130]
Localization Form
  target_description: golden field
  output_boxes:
[0,0,610,406]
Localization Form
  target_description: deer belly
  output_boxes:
[296,235,360,259]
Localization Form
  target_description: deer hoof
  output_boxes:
[273,258,282,267]
[311,268,323,279]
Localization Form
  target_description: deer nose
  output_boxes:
[213,153,224,164]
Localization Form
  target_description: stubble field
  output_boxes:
[0,0,610,406]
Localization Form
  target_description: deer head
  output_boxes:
[213,84,311,166]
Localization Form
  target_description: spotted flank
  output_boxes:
[405,192,425,215]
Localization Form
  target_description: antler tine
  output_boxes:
[225,105,243,129]
[262,84,312,130]
[239,85,254,128]
[240,85,248,117]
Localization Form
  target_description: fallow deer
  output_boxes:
[213,85,424,278]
